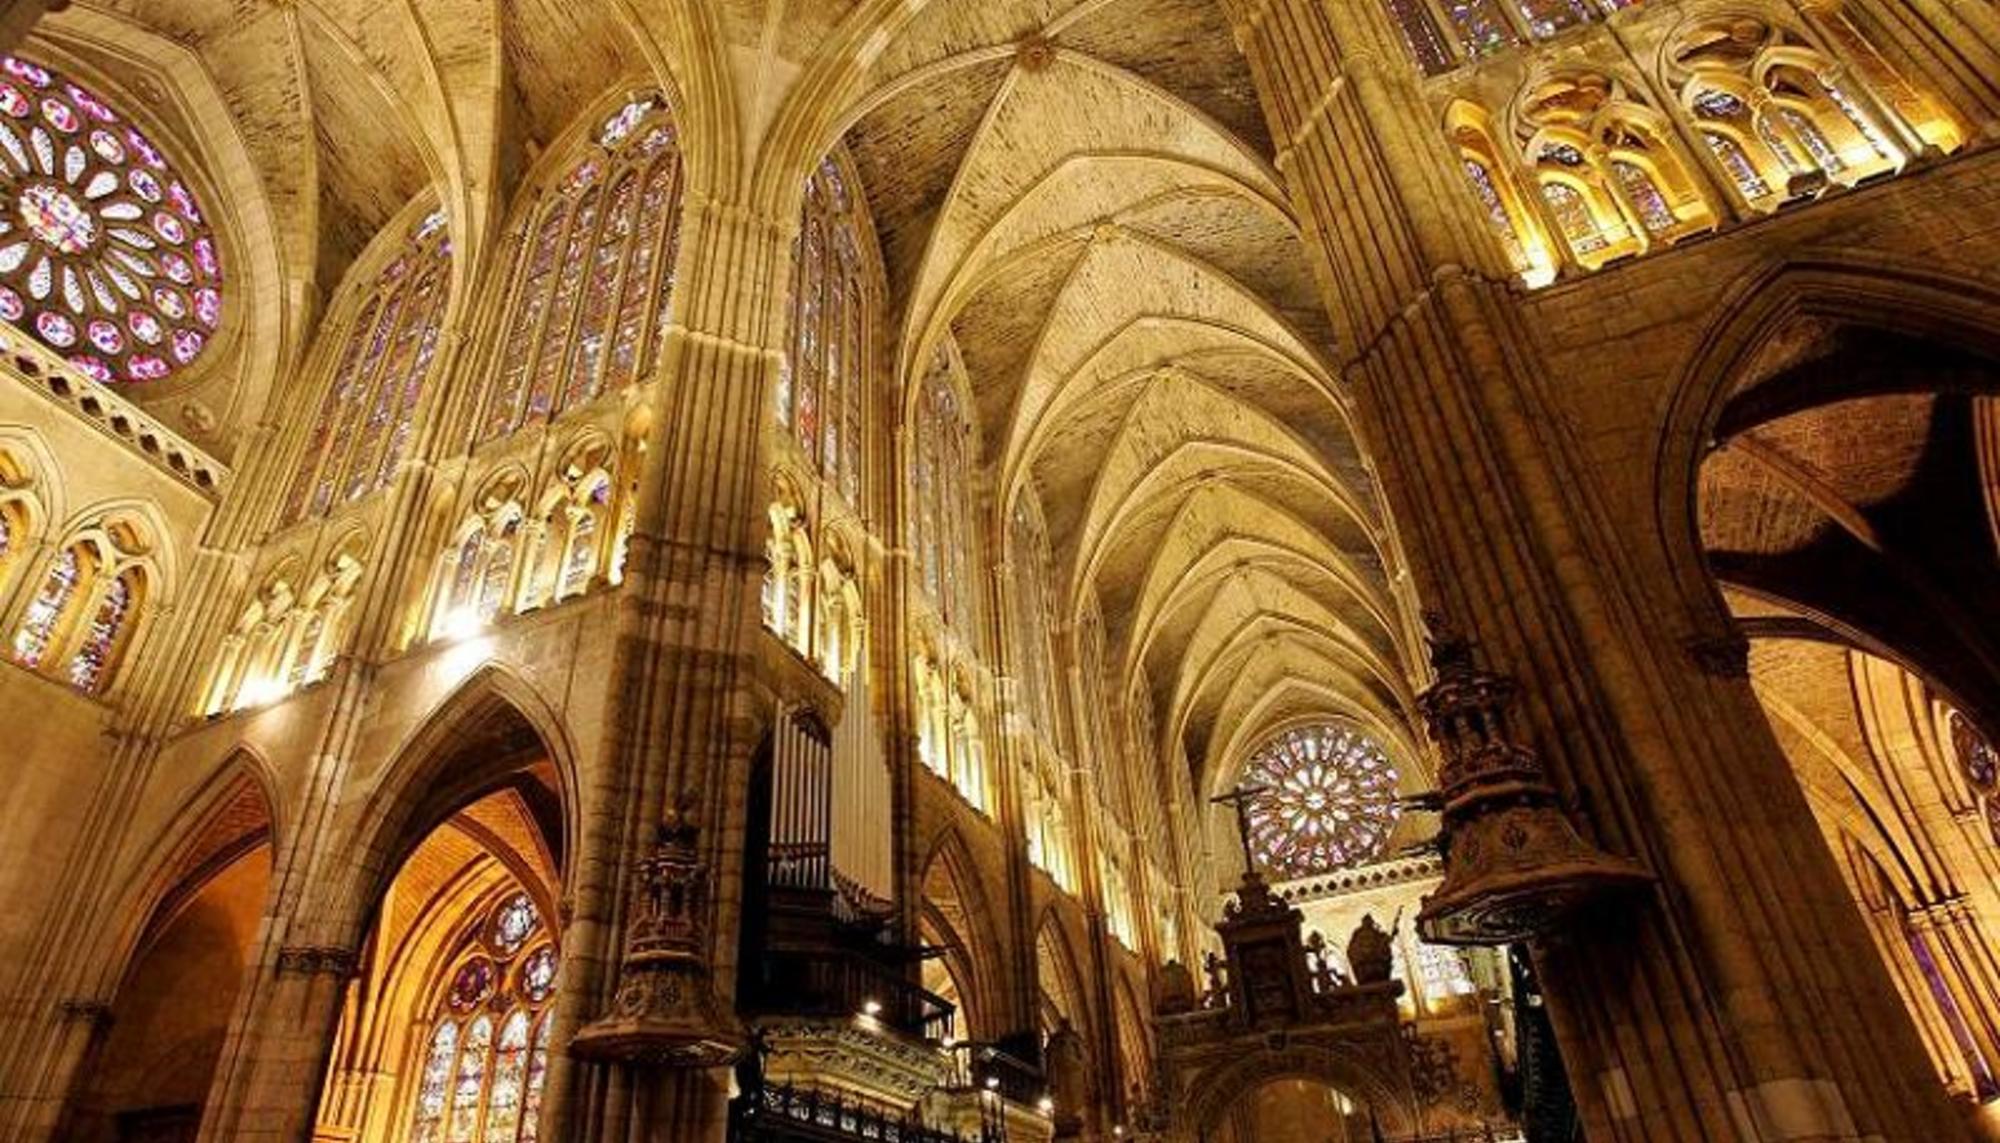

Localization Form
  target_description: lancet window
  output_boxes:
[1099,834,1137,951]
[1008,495,1061,742]
[284,207,453,524]
[1242,724,1401,880]
[9,515,151,694]
[1024,764,1077,893]
[0,55,224,385]
[430,474,528,639]
[910,348,979,633]
[0,448,37,594]
[778,157,870,506]
[201,544,363,714]
[1383,0,1644,74]
[406,892,558,1143]
[913,648,988,814]
[1666,16,1946,211]
[478,94,683,442]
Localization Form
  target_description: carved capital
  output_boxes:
[57,998,112,1028]
[275,945,359,978]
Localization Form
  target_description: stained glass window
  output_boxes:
[1460,156,1527,270]
[11,545,79,666]
[1243,725,1401,879]
[780,158,870,505]
[0,55,223,385]
[66,568,133,692]
[479,95,683,441]
[410,1019,459,1143]
[519,1019,550,1143]
[1782,109,1844,174]
[912,350,977,629]
[1514,0,1589,38]
[1612,160,1676,234]
[1009,498,1059,738]
[1541,182,1609,256]
[1442,0,1518,59]
[477,522,517,621]
[446,1015,492,1143]
[284,208,452,524]
[1954,713,1998,793]
[481,1011,531,1143]
[489,893,538,955]
[1384,0,1453,75]
[1702,131,1771,202]
[409,892,559,1143]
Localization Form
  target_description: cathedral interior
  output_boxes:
[0,0,1998,1140]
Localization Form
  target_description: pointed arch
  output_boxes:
[919,827,1008,1041]
[1654,254,2000,629]
[320,665,580,944]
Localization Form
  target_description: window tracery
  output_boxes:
[285,207,453,524]
[0,448,38,594]
[911,348,978,633]
[1666,16,1938,210]
[1242,724,1401,880]
[9,516,150,694]
[430,475,528,639]
[913,648,988,815]
[406,892,558,1143]
[479,94,683,441]
[0,55,223,385]
[1008,495,1061,742]
[779,158,870,506]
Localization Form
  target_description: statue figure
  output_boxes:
[1154,958,1197,1015]
[1201,950,1228,1007]
[1347,913,1396,985]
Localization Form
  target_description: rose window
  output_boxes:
[0,55,223,384]
[1243,724,1401,879]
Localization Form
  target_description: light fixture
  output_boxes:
[984,1076,999,1091]
[862,999,883,1017]
[1037,1096,1054,1114]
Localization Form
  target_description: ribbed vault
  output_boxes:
[833,0,1421,799]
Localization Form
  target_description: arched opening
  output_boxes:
[311,684,569,1143]
[63,773,274,1143]
[1687,288,2000,1122]
[1205,1076,1372,1143]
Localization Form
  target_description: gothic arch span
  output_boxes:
[1181,1043,1416,1140]
[1654,252,2000,629]
[319,664,579,947]
[919,826,1009,1041]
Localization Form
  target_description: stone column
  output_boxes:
[1223,0,1971,1138]
[558,195,794,1141]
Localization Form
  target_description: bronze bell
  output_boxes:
[1414,616,1651,945]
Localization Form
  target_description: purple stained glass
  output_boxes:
[34,310,72,346]
[86,318,120,353]
[1244,725,1402,878]
[68,354,110,383]
[67,571,131,692]
[0,85,28,119]
[171,327,202,363]
[12,548,79,667]
[40,98,75,133]
[67,83,114,123]
[88,128,121,163]
[124,127,163,169]
[127,309,161,343]
[0,57,221,381]
[448,957,497,1012]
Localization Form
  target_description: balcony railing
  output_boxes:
[731,1081,995,1143]
[743,947,956,1043]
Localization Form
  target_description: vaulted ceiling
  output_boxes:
[46,0,1423,797]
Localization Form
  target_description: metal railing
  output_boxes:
[731,1081,994,1143]
[743,946,956,1043]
